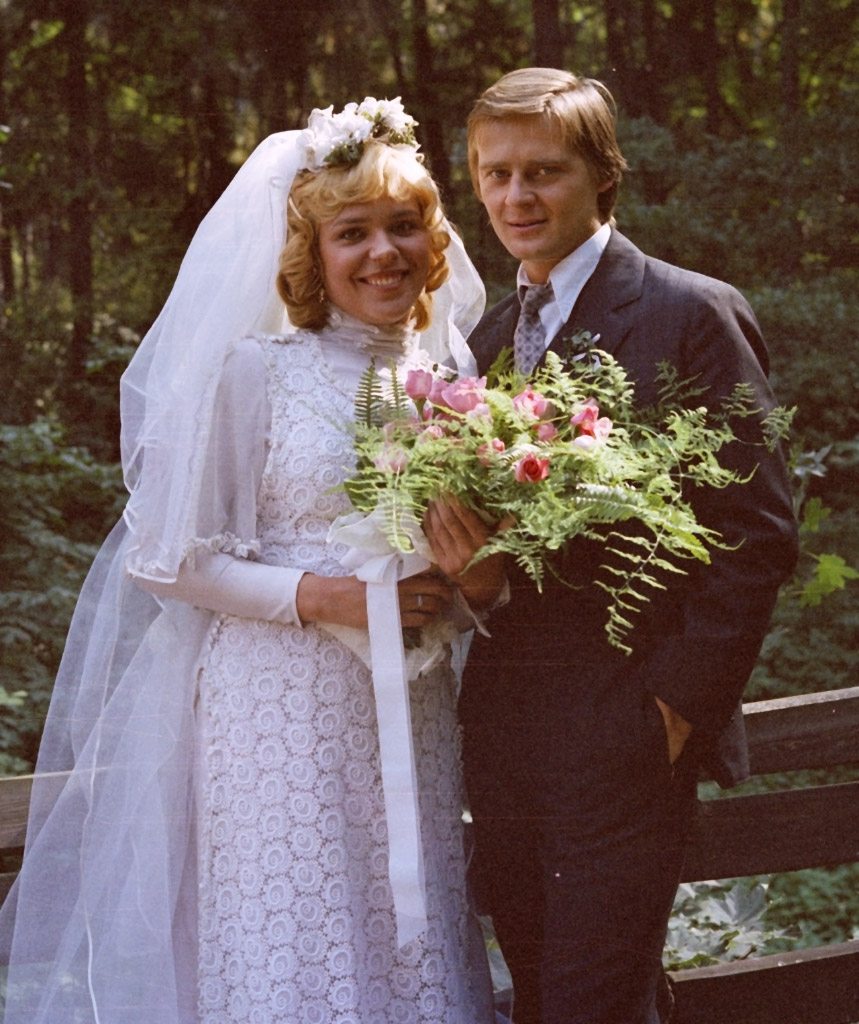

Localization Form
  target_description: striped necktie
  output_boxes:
[513,282,554,375]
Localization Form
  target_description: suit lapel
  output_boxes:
[547,230,646,362]
[469,292,520,375]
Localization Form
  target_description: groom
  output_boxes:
[426,68,798,1023]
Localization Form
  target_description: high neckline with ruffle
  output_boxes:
[319,306,416,359]
[310,306,420,389]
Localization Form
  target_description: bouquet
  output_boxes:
[344,333,790,650]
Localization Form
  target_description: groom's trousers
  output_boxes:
[460,619,700,1024]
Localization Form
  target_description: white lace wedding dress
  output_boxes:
[193,326,493,1024]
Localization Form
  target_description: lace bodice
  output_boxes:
[254,318,425,574]
[254,331,360,576]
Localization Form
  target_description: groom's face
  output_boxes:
[473,115,610,284]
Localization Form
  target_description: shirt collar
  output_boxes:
[516,222,611,320]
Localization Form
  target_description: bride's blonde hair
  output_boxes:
[278,142,450,331]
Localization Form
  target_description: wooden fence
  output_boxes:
[671,685,859,1024]
[2,685,859,1022]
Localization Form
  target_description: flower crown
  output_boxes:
[298,97,419,172]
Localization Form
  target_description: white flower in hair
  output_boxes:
[298,96,419,172]
[356,96,414,136]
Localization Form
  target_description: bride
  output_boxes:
[0,98,494,1024]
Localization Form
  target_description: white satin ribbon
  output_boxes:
[325,509,434,948]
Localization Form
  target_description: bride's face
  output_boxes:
[317,195,432,327]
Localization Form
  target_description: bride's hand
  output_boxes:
[296,570,453,630]
[397,571,455,629]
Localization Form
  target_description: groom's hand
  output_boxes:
[424,497,508,610]
[654,696,693,765]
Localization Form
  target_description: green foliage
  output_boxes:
[665,878,792,970]
[747,436,859,703]
[618,121,792,286]
[784,443,859,608]
[750,277,859,450]
[765,863,859,949]
[0,687,31,775]
[352,359,406,430]
[617,102,858,292]
[799,553,859,608]
[0,418,123,769]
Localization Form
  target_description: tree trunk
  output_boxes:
[59,0,94,400]
[700,0,721,134]
[780,0,802,158]
[366,0,411,118]
[0,14,13,304]
[411,0,450,196]
[532,0,563,68]
[603,0,640,117]
[0,200,13,303]
[779,0,802,275]
[639,0,668,121]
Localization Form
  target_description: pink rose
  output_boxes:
[436,376,487,415]
[373,443,409,474]
[570,400,599,432]
[513,453,550,483]
[427,377,450,407]
[465,401,493,422]
[513,387,550,421]
[417,423,445,444]
[571,400,612,443]
[477,437,506,466]
[536,421,558,442]
[405,368,436,401]
[592,416,612,441]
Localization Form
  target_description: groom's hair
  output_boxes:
[466,67,627,224]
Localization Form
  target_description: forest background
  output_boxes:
[0,0,857,962]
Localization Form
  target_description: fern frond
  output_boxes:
[354,361,387,427]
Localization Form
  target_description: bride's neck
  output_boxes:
[319,306,414,356]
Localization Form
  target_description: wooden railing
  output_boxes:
[671,685,859,1024]
[2,686,859,1022]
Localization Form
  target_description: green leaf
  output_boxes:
[799,554,859,607]
[799,496,831,535]
[354,361,387,427]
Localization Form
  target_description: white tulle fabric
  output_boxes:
[0,126,489,1024]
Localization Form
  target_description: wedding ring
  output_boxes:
[417,594,423,609]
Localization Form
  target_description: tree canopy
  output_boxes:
[2,0,856,427]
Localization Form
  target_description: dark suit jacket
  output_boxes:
[463,230,798,786]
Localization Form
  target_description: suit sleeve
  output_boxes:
[640,283,798,731]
